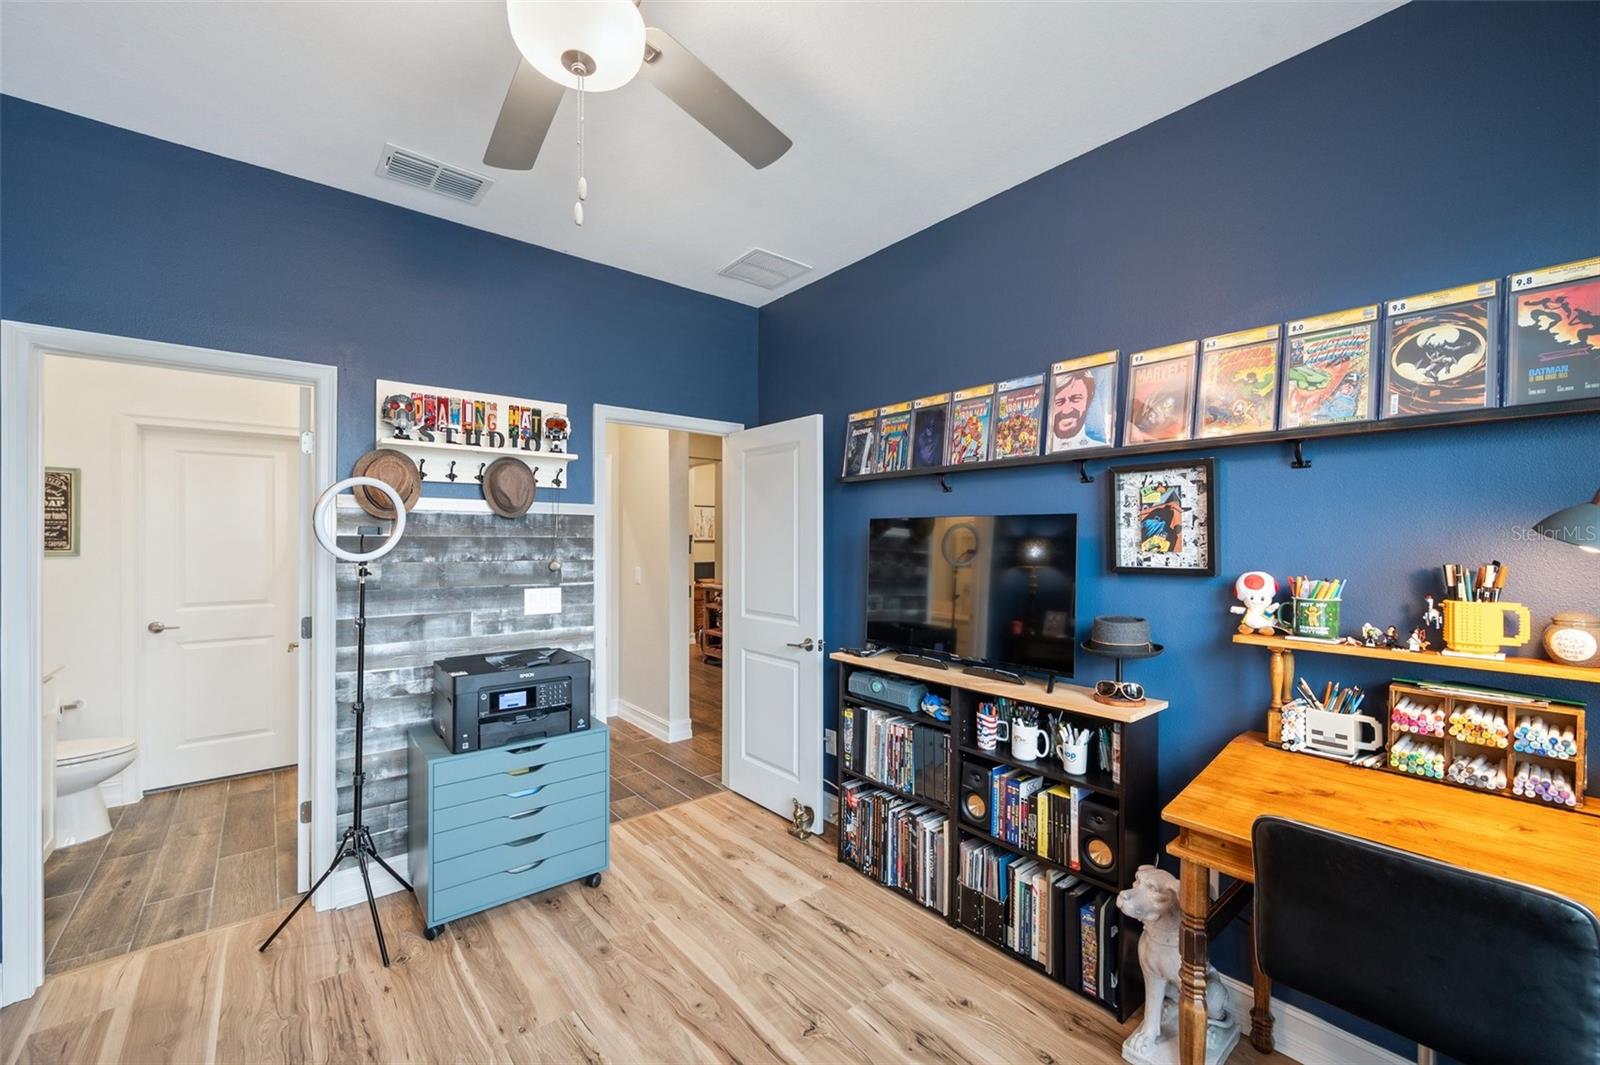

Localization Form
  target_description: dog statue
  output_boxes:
[1115,865,1240,1065]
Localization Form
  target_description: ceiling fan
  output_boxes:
[483,0,792,176]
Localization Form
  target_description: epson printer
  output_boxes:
[432,647,591,753]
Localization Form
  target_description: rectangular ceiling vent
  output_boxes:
[718,248,812,290]
[376,144,493,205]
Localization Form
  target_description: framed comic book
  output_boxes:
[1107,458,1216,575]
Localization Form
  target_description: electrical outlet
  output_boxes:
[524,586,562,615]
[824,728,837,756]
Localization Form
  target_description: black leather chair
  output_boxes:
[1252,816,1600,1065]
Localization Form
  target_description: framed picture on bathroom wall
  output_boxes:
[1107,458,1216,575]
[692,505,717,542]
[44,467,80,556]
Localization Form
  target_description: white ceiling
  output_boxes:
[1,1,1397,307]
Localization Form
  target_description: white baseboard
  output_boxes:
[325,851,412,911]
[99,772,137,810]
[1219,974,1408,1065]
[615,697,692,742]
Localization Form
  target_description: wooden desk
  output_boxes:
[1163,732,1600,1065]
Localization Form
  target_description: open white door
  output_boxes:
[723,414,824,827]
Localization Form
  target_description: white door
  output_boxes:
[139,426,300,789]
[723,414,824,825]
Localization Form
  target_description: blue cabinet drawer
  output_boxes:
[432,773,606,833]
[433,818,608,890]
[432,792,607,861]
[433,841,608,921]
[432,729,609,787]
[435,751,606,809]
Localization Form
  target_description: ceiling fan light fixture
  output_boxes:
[506,0,645,93]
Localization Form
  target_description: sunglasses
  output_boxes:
[1095,679,1145,702]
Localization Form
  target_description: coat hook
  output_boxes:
[446,460,458,483]
[1075,459,1095,484]
[416,458,427,480]
[938,473,953,493]
[553,468,564,488]
[1290,440,1312,469]
[476,462,487,483]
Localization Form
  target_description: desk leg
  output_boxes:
[1178,859,1210,1065]
[1250,945,1275,1054]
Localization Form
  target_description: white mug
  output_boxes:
[1011,723,1051,762]
[1062,738,1091,775]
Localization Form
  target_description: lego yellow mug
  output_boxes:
[1443,600,1532,656]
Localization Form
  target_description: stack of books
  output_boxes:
[1036,784,1090,871]
[843,704,950,805]
[988,767,1046,849]
[840,781,950,914]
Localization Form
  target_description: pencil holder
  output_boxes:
[1287,597,1342,640]
[1443,600,1531,656]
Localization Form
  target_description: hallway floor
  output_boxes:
[41,767,297,974]
[608,653,723,823]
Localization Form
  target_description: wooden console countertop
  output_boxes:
[830,650,1169,723]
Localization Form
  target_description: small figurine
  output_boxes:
[544,414,570,453]
[1407,627,1431,653]
[1356,622,1386,647]
[1422,595,1443,631]
[380,393,416,438]
[1229,571,1281,635]
[1383,625,1403,649]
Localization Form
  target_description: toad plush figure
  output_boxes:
[1230,571,1280,635]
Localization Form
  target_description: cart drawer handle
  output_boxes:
[508,742,547,755]
[507,806,547,821]
[507,763,547,777]
[506,784,544,799]
[506,859,546,875]
[509,833,546,848]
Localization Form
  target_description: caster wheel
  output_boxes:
[585,873,603,888]
[423,925,443,941]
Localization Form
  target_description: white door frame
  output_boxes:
[591,405,742,754]
[0,322,339,1007]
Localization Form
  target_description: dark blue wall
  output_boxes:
[758,2,1600,1051]
[1,95,759,501]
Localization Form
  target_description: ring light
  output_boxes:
[313,477,407,562]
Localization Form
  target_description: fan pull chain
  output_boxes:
[573,68,587,226]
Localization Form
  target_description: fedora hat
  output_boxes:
[350,449,421,520]
[1081,615,1164,659]
[482,457,537,518]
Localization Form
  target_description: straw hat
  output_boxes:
[349,449,421,519]
[482,457,537,518]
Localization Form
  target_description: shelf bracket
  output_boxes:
[937,473,953,494]
[1075,459,1095,484]
[1289,439,1311,469]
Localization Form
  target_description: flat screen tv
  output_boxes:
[865,513,1077,679]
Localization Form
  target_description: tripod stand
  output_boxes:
[261,515,413,966]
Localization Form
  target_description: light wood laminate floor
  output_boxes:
[2,790,1293,1065]
[40,767,298,975]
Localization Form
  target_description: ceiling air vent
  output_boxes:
[718,248,812,291]
[376,144,493,205]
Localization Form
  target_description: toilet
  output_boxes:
[55,737,137,847]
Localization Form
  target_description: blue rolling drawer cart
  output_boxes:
[407,723,609,940]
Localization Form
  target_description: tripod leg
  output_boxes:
[260,833,353,953]
[361,828,413,893]
[356,846,392,968]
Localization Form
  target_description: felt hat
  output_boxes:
[1081,615,1164,658]
[349,449,421,519]
[482,457,537,518]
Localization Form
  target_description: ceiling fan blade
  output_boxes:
[639,27,792,169]
[483,59,566,170]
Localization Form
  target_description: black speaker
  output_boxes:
[1077,797,1119,881]
[959,764,989,826]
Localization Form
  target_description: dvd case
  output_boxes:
[991,374,1045,459]
[842,407,878,477]
[948,384,995,465]
[1280,304,1380,429]
[1046,351,1118,453]
[1124,341,1197,444]
[1506,256,1600,406]
[875,401,913,473]
[909,392,951,468]
[1382,279,1500,418]
[1197,325,1280,438]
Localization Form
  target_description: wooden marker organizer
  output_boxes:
[1386,681,1587,809]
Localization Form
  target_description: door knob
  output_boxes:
[146,621,181,634]
[785,638,816,652]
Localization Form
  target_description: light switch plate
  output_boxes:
[524,586,563,615]
[824,728,837,756]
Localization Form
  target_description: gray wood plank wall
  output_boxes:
[334,507,595,857]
